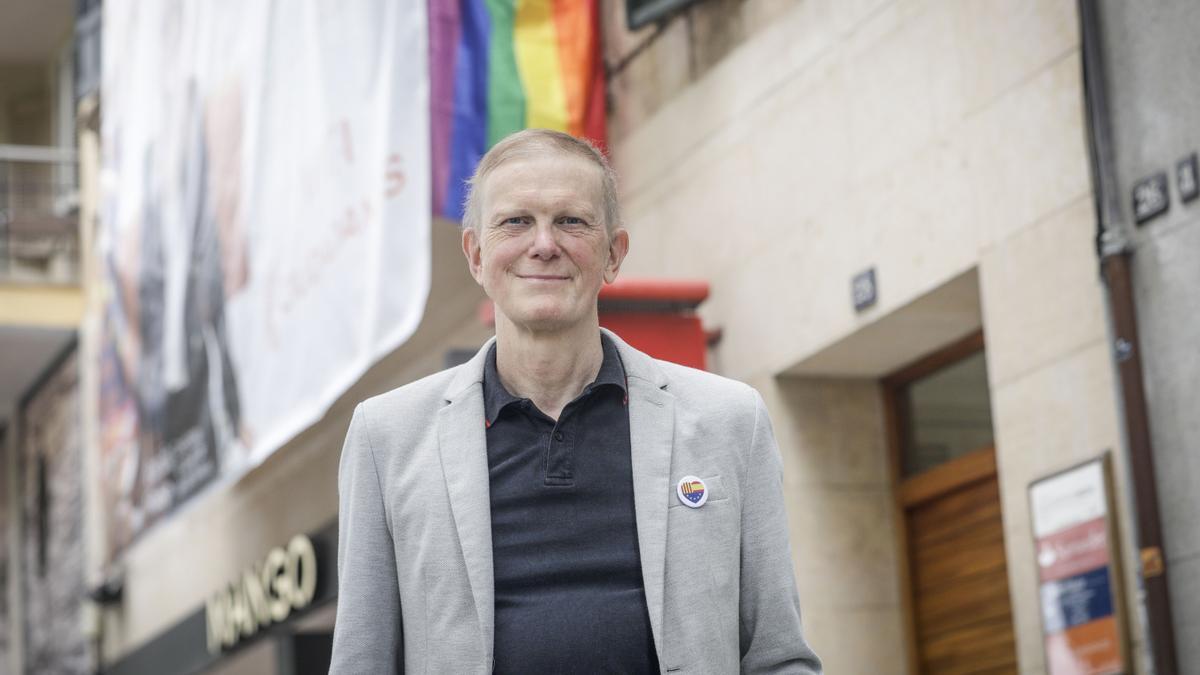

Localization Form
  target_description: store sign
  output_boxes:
[1029,456,1126,675]
[205,535,318,654]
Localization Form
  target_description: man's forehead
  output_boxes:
[487,185,600,212]
[482,154,604,212]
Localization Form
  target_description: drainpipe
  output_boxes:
[1077,2,1178,673]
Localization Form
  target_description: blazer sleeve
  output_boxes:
[330,403,404,673]
[739,391,823,674]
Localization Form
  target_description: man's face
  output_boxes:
[463,152,628,334]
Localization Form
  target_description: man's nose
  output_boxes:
[528,220,560,259]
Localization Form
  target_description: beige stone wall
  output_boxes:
[982,197,1144,673]
[609,0,1143,672]
[612,0,1085,380]
[752,374,904,673]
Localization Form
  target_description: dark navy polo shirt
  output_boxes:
[482,335,659,674]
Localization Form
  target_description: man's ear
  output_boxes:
[604,227,630,284]
[462,226,484,285]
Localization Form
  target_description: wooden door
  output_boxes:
[903,447,1017,674]
[883,332,1018,674]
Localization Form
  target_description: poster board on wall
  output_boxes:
[1029,454,1129,675]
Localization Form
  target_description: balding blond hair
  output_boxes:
[461,128,621,234]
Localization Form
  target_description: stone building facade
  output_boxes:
[24,1,1193,673]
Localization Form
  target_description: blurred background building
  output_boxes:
[0,0,1197,674]
[1,0,91,672]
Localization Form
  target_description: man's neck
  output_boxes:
[494,317,604,421]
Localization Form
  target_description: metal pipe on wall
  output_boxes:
[1077,1,1179,673]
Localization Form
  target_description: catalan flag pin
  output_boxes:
[676,475,708,508]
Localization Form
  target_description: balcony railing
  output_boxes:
[0,145,80,285]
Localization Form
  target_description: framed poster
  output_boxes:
[1029,454,1129,675]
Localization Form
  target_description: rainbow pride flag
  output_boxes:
[429,0,607,221]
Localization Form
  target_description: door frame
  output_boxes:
[881,329,996,674]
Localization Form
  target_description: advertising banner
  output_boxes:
[98,0,429,559]
[1030,456,1126,675]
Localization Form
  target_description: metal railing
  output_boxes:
[0,145,80,285]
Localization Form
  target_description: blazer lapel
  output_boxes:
[607,329,675,663]
[438,341,496,666]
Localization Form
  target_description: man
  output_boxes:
[331,129,821,673]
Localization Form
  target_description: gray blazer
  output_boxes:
[330,329,822,674]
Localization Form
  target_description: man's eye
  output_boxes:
[503,216,528,226]
[558,216,585,226]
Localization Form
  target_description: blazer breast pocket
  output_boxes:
[668,474,729,509]
[667,472,738,581]
[666,474,739,583]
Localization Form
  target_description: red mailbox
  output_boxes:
[477,278,712,371]
[598,279,710,371]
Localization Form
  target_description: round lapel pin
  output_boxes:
[676,475,708,508]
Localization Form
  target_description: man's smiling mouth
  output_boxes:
[516,274,570,281]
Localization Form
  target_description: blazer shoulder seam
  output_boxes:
[741,387,764,502]
[357,401,396,536]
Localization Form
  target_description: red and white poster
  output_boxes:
[1030,457,1125,675]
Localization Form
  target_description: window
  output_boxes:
[899,350,994,477]
[627,0,703,30]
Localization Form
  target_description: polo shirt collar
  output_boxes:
[483,333,627,425]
